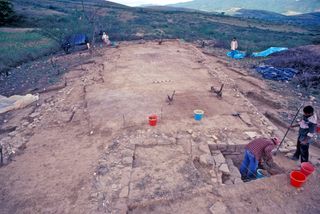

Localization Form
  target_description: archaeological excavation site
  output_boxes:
[0,40,319,213]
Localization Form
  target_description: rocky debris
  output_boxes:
[219,163,230,175]
[209,201,228,214]
[198,143,211,154]
[212,150,226,167]
[29,112,40,118]
[187,129,193,134]
[244,131,259,140]
[199,154,215,166]
[226,158,243,184]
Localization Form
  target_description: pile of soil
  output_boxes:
[266,45,320,88]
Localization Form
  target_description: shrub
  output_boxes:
[0,0,16,25]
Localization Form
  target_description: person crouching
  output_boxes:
[240,137,280,180]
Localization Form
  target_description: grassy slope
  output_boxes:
[0,0,318,73]
[0,29,57,72]
[170,0,320,14]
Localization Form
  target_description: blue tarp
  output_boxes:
[256,65,298,81]
[68,34,88,45]
[252,47,288,57]
[227,50,246,59]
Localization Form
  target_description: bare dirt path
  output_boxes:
[0,41,319,214]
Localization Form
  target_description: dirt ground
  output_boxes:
[0,40,319,213]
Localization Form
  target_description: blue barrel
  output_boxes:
[194,110,204,121]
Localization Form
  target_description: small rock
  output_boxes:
[22,121,29,126]
[244,131,258,140]
[122,157,133,165]
[199,154,215,166]
[119,186,129,198]
[219,163,230,175]
[111,184,118,190]
[224,179,233,185]
[287,146,297,152]
[28,124,36,129]
[234,178,243,184]
[309,96,316,101]
[191,133,197,138]
[209,201,228,214]
[199,143,210,154]
[90,131,94,135]
[211,177,218,183]
[8,131,17,137]
[279,148,290,153]
[267,126,275,131]
[209,169,217,178]
[29,112,40,118]
[187,129,193,134]
[213,151,226,167]
[285,152,294,158]
[211,135,218,140]
[207,141,215,147]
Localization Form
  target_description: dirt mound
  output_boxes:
[265,45,320,87]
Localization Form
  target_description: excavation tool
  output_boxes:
[210,84,224,98]
[232,112,252,127]
[167,90,176,105]
[274,102,305,155]
[0,145,3,166]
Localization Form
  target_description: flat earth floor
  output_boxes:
[0,41,319,213]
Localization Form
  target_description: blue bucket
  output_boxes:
[256,169,264,179]
[194,110,204,121]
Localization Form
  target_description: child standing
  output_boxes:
[291,106,317,162]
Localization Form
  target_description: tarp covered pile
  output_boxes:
[255,65,298,81]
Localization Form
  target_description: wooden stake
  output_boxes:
[123,114,126,128]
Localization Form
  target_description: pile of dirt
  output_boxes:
[265,45,320,88]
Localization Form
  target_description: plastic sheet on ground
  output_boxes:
[255,65,298,81]
[0,94,39,114]
[227,50,246,59]
[252,47,288,57]
[67,34,88,46]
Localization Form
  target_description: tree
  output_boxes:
[0,0,15,25]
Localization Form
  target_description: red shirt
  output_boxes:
[245,138,276,162]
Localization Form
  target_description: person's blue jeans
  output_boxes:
[240,149,258,179]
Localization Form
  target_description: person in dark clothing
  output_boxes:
[291,106,317,163]
[240,137,280,179]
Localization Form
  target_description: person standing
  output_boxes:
[102,32,111,46]
[291,106,317,162]
[230,37,238,58]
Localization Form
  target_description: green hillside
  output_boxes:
[0,0,319,73]
[170,0,320,14]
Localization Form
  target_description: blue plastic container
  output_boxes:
[256,169,264,179]
[194,110,204,121]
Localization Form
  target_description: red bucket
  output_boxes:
[301,162,315,177]
[149,115,157,126]
[290,171,306,188]
[317,125,320,133]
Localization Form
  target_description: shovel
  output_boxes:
[232,112,252,127]
[274,102,305,156]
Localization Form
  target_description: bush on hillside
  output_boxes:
[0,0,16,25]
